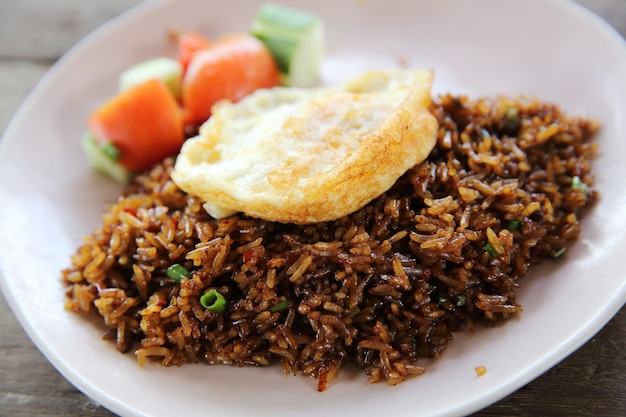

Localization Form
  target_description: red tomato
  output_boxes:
[177,31,211,73]
[182,33,280,124]
[88,79,185,172]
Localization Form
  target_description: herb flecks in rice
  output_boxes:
[62,94,598,391]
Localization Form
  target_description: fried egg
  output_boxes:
[172,69,438,224]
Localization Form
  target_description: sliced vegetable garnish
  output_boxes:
[118,57,183,100]
[182,33,280,124]
[81,7,326,181]
[175,31,211,73]
[166,263,191,283]
[200,290,227,313]
[80,132,132,184]
[87,79,185,172]
[270,300,290,313]
[250,2,324,87]
[554,247,567,258]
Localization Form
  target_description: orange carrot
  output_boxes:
[87,79,185,172]
[182,33,280,124]
[176,31,211,73]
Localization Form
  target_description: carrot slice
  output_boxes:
[177,31,211,73]
[87,79,185,172]
[182,33,280,124]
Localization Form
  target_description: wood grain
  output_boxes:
[0,1,624,416]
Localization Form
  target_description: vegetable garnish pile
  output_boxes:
[82,2,324,184]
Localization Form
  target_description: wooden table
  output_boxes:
[1,1,624,416]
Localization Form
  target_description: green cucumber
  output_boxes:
[118,57,183,99]
[81,132,132,184]
[250,3,324,87]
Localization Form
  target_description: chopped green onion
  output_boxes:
[483,243,499,257]
[456,295,466,307]
[506,219,523,231]
[439,295,466,307]
[270,300,290,313]
[200,290,227,313]
[347,304,357,315]
[571,176,589,195]
[503,108,520,133]
[166,263,191,283]
[554,247,567,258]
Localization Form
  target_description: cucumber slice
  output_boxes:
[81,132,132,184]
[118,57,183,99]
[250,3,324,87]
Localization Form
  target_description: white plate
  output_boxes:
[1,0,625,416]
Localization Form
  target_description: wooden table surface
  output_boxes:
[1,1,624,416]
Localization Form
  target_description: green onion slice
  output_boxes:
[200,290,227,313]
[554,247,567,258]
[456,295,466,307]
[166,263,191,283]
[503,108,520,133]
[483,243,499,257]
[270,300,290,313]
[571,176,589,195]
[506,219,523,231]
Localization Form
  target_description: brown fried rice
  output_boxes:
[62,93,598,391]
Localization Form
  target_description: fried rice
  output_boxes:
[62,93,598,391]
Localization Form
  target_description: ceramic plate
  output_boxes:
[1,1,625,416]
